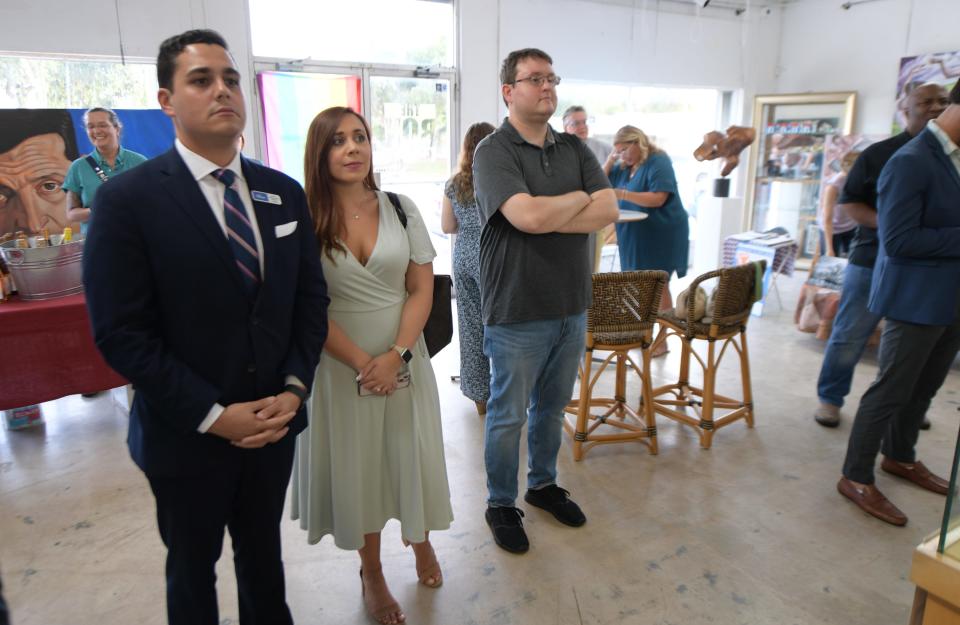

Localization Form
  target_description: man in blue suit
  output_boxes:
[838,81,960,527]
[83,30,329,624]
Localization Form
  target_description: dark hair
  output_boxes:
[0,109,78,160]
[157,29,229,91]
[499,48,553,107]
[951,81,960,104]
[562,105,586,126]
[499,48,553,86]
[304,106,378,261]
[451,122,495,205]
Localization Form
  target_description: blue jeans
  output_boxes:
[483,312,586,507]
[816,263,882,407]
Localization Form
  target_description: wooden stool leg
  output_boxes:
[677,335,691,387]
[739,328,755,428]
[573,346,594,461]
[614,350,627,418]
[700,340,717,449]
[640,342,658,455]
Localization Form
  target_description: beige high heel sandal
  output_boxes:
[401,538,444,588]
[359,568,405,624]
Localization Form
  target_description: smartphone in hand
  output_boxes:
[358,365,411,397]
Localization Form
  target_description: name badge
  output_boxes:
[251,190,282,205]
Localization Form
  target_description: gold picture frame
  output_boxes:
[743,92,857,266]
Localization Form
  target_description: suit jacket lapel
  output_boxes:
[923,129,960,193]
[242,158,279,290]
[158,149,248,297]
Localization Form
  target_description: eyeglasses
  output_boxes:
[565,119,590,128]
[513,74,562,88]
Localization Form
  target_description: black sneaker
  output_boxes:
[485,506,528,554]
[524,485,586,527]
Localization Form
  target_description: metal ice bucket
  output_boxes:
[0,237,85,300]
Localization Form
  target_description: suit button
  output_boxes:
[246,364,256,373]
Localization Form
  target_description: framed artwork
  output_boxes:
[744,92,856,268]
[894,51,960,133]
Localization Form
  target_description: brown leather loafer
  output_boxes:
[837,477,907,526]
[881,458,950,495]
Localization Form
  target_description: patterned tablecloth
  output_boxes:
[722,236,798,276]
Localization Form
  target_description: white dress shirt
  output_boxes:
[175,140,265,434]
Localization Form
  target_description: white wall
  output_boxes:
[775,0,960,134]
[457,0,784,134]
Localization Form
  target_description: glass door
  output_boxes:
[370,75,453,274]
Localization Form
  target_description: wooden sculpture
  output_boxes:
[693,126,757,177]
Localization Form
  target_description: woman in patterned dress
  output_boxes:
[441,122,495,415]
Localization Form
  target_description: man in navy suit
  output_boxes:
[838,81,960,526]
[83,30,328,624]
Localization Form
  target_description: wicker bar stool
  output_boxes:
[650,261,764,449]
[562,270,668,460]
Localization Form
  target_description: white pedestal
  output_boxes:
[694,196,743,276]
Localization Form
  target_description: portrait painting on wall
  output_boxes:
[894,50,960,133]
[0,108,172,236]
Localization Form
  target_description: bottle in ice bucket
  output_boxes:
[34,233,49,248]
[0,257,11,299]
[15,233,29,249]
[62,227,73,244]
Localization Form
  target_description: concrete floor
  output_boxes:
[1,270,958,625]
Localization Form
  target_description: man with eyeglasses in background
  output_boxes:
[564,105,615,270]
[563,105,612,165]
[473,48,618,554]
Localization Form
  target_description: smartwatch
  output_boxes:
[283,384,308,402]
[391,344,413,363]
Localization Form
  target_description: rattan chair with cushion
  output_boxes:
[650,261,765,449]
[562,270,668,460]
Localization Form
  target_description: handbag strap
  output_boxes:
[385,191,407,229]
[85,155,110,184]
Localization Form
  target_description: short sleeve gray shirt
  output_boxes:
[473,118,611,325]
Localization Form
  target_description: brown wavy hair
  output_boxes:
[304,106,378,261]
[451,122,495,205]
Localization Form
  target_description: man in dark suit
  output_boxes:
[838,80,960,526]
[83,30,328,624]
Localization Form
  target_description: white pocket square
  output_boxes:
[275,221,297,238]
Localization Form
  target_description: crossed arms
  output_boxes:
[499,188,618,234]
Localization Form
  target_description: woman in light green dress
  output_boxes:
[291,107,452,625]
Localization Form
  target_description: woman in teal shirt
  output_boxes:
[604,125,689,318]
[62,107,148,235]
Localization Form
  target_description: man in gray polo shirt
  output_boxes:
[473,48,618,554]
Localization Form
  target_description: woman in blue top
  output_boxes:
[62,107,148,235]
[604,125,689,317]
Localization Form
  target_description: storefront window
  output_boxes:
[0,56,157,109]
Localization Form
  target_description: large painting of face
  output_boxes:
[0,110,78,235]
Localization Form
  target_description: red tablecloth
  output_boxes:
[0,293,126,410]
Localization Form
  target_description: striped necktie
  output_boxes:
[212,168,260,297]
